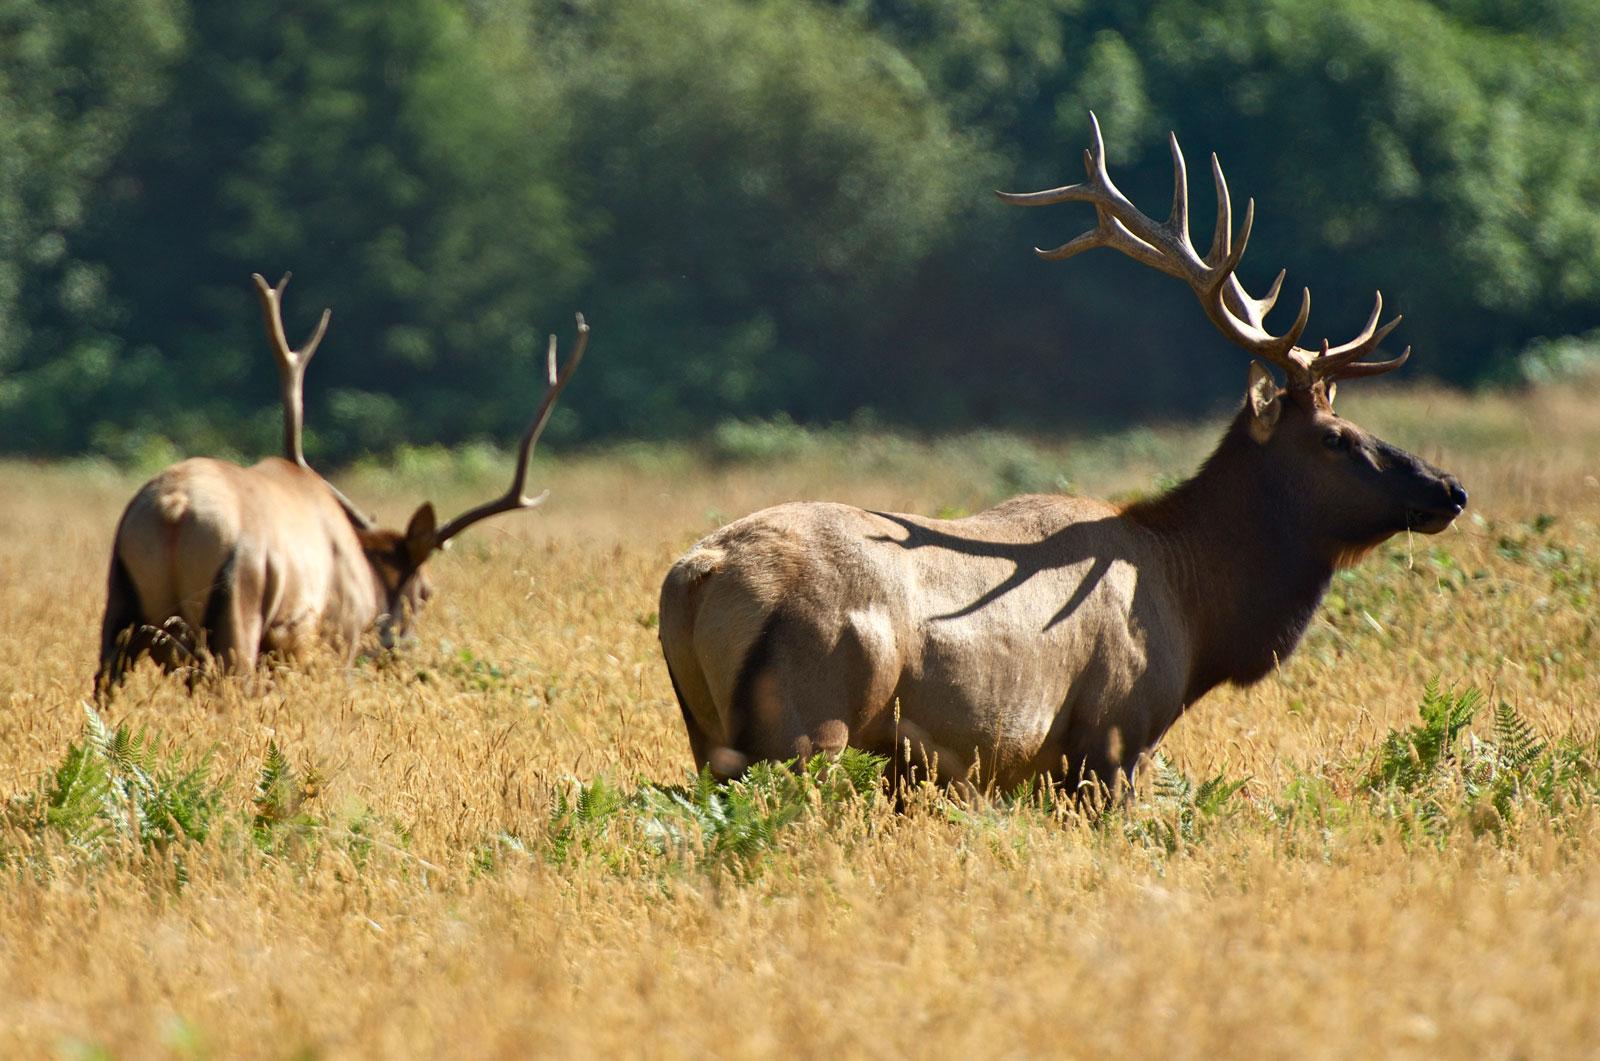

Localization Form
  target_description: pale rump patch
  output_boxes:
[154,483,192,524]
[674,546,726,581]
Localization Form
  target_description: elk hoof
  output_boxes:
[708,746,749,781]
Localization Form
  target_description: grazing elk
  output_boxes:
[659,115,1467,792]
[96,273,587,693]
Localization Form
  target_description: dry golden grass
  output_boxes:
[2,379,1599,1058]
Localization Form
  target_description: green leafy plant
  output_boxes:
[3,704,222,883]
[1366,680,1483,793]
[538,749,888,877]
[252,741,328,856]
[1121,754,1250,853]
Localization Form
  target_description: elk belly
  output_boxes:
[899,620,1068,787]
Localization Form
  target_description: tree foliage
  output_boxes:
[3,0,1598,458]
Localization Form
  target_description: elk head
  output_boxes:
[253,272,589,649]
[998,114,1467,554]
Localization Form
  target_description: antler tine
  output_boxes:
[252,272,333,468]
[1086,111,1110,185]
[1262,269,1286,312]
[1325,292,1383,357]
[1329,345,1410,380]
[994,111,1118,208]
[1165,132,1192,251]
[1000,113,1415,391]
[1036,207,1179,277]
[431,314,590,551]
[252,273,294,368]
[1312,292,1404,372]
[1196,151,1309,377]
[249,271,374,530]
[1283,286,1313,350]
[1000,117,1187,279]
[1197,200,1311,383]
[1204,153,1232,268]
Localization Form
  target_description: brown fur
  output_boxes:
[95,457,431,693]
[659,381,1467,791]
[95,274,584,696]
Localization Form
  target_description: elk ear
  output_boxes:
[1246,361,1281,444]
[403,503,437,569]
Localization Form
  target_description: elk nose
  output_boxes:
[1445,479,1468,511]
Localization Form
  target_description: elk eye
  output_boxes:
[1322,430,1347,451]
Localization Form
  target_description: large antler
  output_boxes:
[996,113,1409,390]
[251,272,376,529]
[430,314,590,551]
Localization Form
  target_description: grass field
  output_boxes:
[3,377,1600,1057]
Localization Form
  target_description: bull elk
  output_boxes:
[659,115,1467,792]
[96,273,587,693]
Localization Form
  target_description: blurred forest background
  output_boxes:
[2,0,1598,462]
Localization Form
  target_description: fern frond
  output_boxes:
[81,701,115,760]
[1196,773,1250,817]
[1492,702,1545,772]
[1151,754,1192,804]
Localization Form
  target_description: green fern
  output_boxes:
[80,702,219,857]
[1132,754,1249,851]
[543,752,887,876]
[1151,754,1193,805]
[1367,680,1483,792]
[254,743,294,820]
[1491,701,1545,772]
[41,741,114,850]
[1196,774,1251,817]
[251,740,324,849]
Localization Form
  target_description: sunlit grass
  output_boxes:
[1,379,1598,1055]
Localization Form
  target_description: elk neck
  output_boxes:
[1122,406,1339,703]
[352,527,407,621]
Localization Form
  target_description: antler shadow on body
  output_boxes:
[659,113,1466,794]
[867,511,1118,629]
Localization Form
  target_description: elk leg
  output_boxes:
[737,609,896,772]
[887,717,973,791]
[95,553,148,697]
[219,612,263,676]
[205,613,261,676]
[201,550,261,674]
[1065,735,1140,807]
[664,661,713,769]
[95,626,154,699]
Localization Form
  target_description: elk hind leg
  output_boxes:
[198,549,262,676]
[664,660,714,770]
[728,610,887,776]
[95,553,151,698]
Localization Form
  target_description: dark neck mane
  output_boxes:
[1122,409,1339,702]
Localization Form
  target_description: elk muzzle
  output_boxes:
[1383,440,1467,534]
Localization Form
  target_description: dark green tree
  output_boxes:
[6,0,582,459]
[527,0,984,433]
[4,0,1600,456]
[0,0,184,444]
